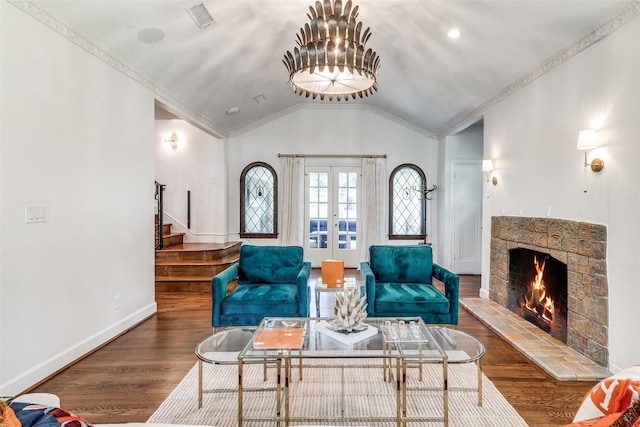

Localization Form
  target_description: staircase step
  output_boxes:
[154,242,241,293]
[155,262,235,278]
[162,233,185,247]
[155,242,241,263]
[154,280,212,293]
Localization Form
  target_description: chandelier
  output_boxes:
[282,0,380,101]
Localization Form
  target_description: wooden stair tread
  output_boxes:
[154,256,238,265]
[155,276,214,281]
[162,232,184,238]
[157,242,239,252]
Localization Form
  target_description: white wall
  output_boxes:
[482,17,640,371]
[155,120,226,242]
[0,4,156,394]
[227,106,441,263]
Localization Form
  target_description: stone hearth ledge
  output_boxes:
[461,298,611,381]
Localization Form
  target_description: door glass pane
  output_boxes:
[309,172,329,249]
[337,172,357,250]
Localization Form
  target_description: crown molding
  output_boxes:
[229,103,438,140]
[9,0,230,138]
[438,0,640,139]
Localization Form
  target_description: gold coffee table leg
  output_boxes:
[402,359,407,427]
[238,359,243,427]
[197,360,203,409]
[443,357,449,427]
[276,358,282,427]
[477,358,483,406]
[285,358,291,426]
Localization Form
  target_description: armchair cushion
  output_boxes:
[375,282,450,314]
[222,284,299,315]
[369,244,433,284]
[238,245,303,284]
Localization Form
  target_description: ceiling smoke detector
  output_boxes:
[186,3,214,29]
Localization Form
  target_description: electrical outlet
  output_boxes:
[25,205,48,223]
[114,295,121,310]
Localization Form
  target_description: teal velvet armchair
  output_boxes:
[360,245,459,325]
[212,245,311,329]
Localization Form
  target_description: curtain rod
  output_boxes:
[278,153,387,159]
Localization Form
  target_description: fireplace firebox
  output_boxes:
[508,248,568,343]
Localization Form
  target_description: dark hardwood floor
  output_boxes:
[27,272,595,426]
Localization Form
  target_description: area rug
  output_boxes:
[148,358,528,426]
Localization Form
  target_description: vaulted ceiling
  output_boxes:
[28,0,632,138]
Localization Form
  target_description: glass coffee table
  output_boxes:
[429,327,485,406]
[399,326,485,407]
[195,327,257,408]
[237,317,449,427]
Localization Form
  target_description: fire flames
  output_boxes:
[524,256,554,322]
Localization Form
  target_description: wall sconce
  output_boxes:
[165,132,179,150]
[482,159,498,185]
[577,129,604,172]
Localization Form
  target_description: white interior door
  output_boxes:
[306,166,360,268]
[453,161,483,273]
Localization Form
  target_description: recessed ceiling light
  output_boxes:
[226,106,240,115]
[137,28,165,44]
[448,28,461,39]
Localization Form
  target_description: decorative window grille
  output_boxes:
[389,164,426,240]
[240,162,277,238]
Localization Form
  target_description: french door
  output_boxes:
[306,166,360,268]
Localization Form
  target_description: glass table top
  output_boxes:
[238,317,447,361]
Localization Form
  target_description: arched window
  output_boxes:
[388,164,426,240]
[240,162,277,238]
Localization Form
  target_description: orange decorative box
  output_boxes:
[253,327,304,349]
[322,259,344,288]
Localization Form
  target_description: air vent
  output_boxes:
[253,94,267,104]
[186,3,214,29]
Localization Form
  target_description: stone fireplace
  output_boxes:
[489,216,608,366]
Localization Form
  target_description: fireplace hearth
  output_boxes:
[489,216,608,367]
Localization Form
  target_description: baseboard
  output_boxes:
[2,302,157,396]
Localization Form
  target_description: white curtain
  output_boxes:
[360,157,387,263]
[280,156,305,246]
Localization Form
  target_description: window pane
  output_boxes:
[348,172,357,187]
[391,166,424,236]
[244,165,275,234]
[309,188,319,202]
[338,172,357,250]
[319,188,328,203]
[309,172,329,249]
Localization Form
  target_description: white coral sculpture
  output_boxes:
[331,290,368,332]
